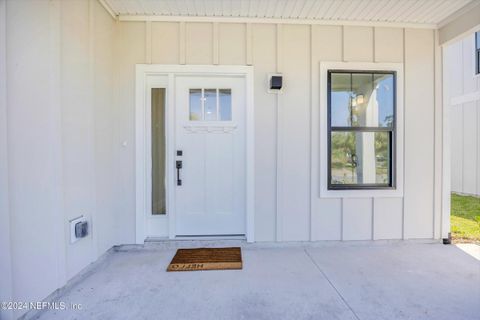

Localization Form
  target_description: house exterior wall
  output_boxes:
[1,2,445,318]
[1,1,115,319]
[114,22,441,242]
[445,34,480,196]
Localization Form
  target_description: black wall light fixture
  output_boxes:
[270,75,282,90]
[268,73,283,93]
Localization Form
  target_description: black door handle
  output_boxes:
[176,160,182,186]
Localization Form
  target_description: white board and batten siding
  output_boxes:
[3,1,117,319]
[445,34,480,197]
[115,22,441,242]
[0,4,448,319]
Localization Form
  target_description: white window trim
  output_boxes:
[319,62,404,198]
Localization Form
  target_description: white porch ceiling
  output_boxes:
[103,0,476,27]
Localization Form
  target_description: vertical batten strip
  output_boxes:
[371,198,375,240]
[145,21,152,64]
[341,25,345,62]
[213,22,219,65]
[88,0,99,260]
[309,24,315,241]
[373,27,376,62]
[308,24,312,241]
[340,198,344,240]
[276,24,283,73]
[47,0,60,288]
[402,28,406,239]
[49,0,67,291]
[246,23,253,65]
[275,23,283,241]
[179,22,186,64]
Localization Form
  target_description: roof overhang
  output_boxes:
[439,1,480,45]
[99,0,479,38]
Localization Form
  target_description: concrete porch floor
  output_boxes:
[32,242,479,320]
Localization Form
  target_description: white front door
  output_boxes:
[174,75,246,236]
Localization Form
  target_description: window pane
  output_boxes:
[331,73,352,127]
[152,88,166,215]
[331,72,394,128]
[476,32,480,49]
[189,89,202,121]
[204,89,217,121]
[219,89,232,121]
[374,74,394,127]
[477,50,480,74]
[330,131,390,185]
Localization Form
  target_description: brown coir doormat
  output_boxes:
[167,247,242,271]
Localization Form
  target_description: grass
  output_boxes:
[451,193,480,243]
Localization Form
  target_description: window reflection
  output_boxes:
[330,72,394,128]
[328,70,395,189]
[330,131,390,185]
[204,89,217,121]
[219,89,232,121]
[152,88,167,215]
[189,89,202,121]
[189,88,232,121]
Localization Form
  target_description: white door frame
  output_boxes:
[135,65,255,244]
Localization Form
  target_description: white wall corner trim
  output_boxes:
[135,66,147,244]
[319,61,405,198]
[135,64,255,244]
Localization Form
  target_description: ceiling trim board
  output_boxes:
[117,14,438,29]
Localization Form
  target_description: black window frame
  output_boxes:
[327,70,396,190]
[476,32,480,75]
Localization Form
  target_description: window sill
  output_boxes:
[319,188,403,198]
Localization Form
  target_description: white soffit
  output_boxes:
[101,0,476,28]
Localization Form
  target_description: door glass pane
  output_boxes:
[189,89,202,121]
[331,73,352,127]
[152,88,166,215]
[330,131,390,185]
[219,89,232,121]
[204,89,217,121]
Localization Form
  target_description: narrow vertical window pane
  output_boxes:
[204,89,217,121]
[219,89,232,120]
[152,88,166,215]
[476,32,480,74]
[331,73,352,127]
[189,89,202,121]
[374,74,394,127]
[330,131,391,185]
